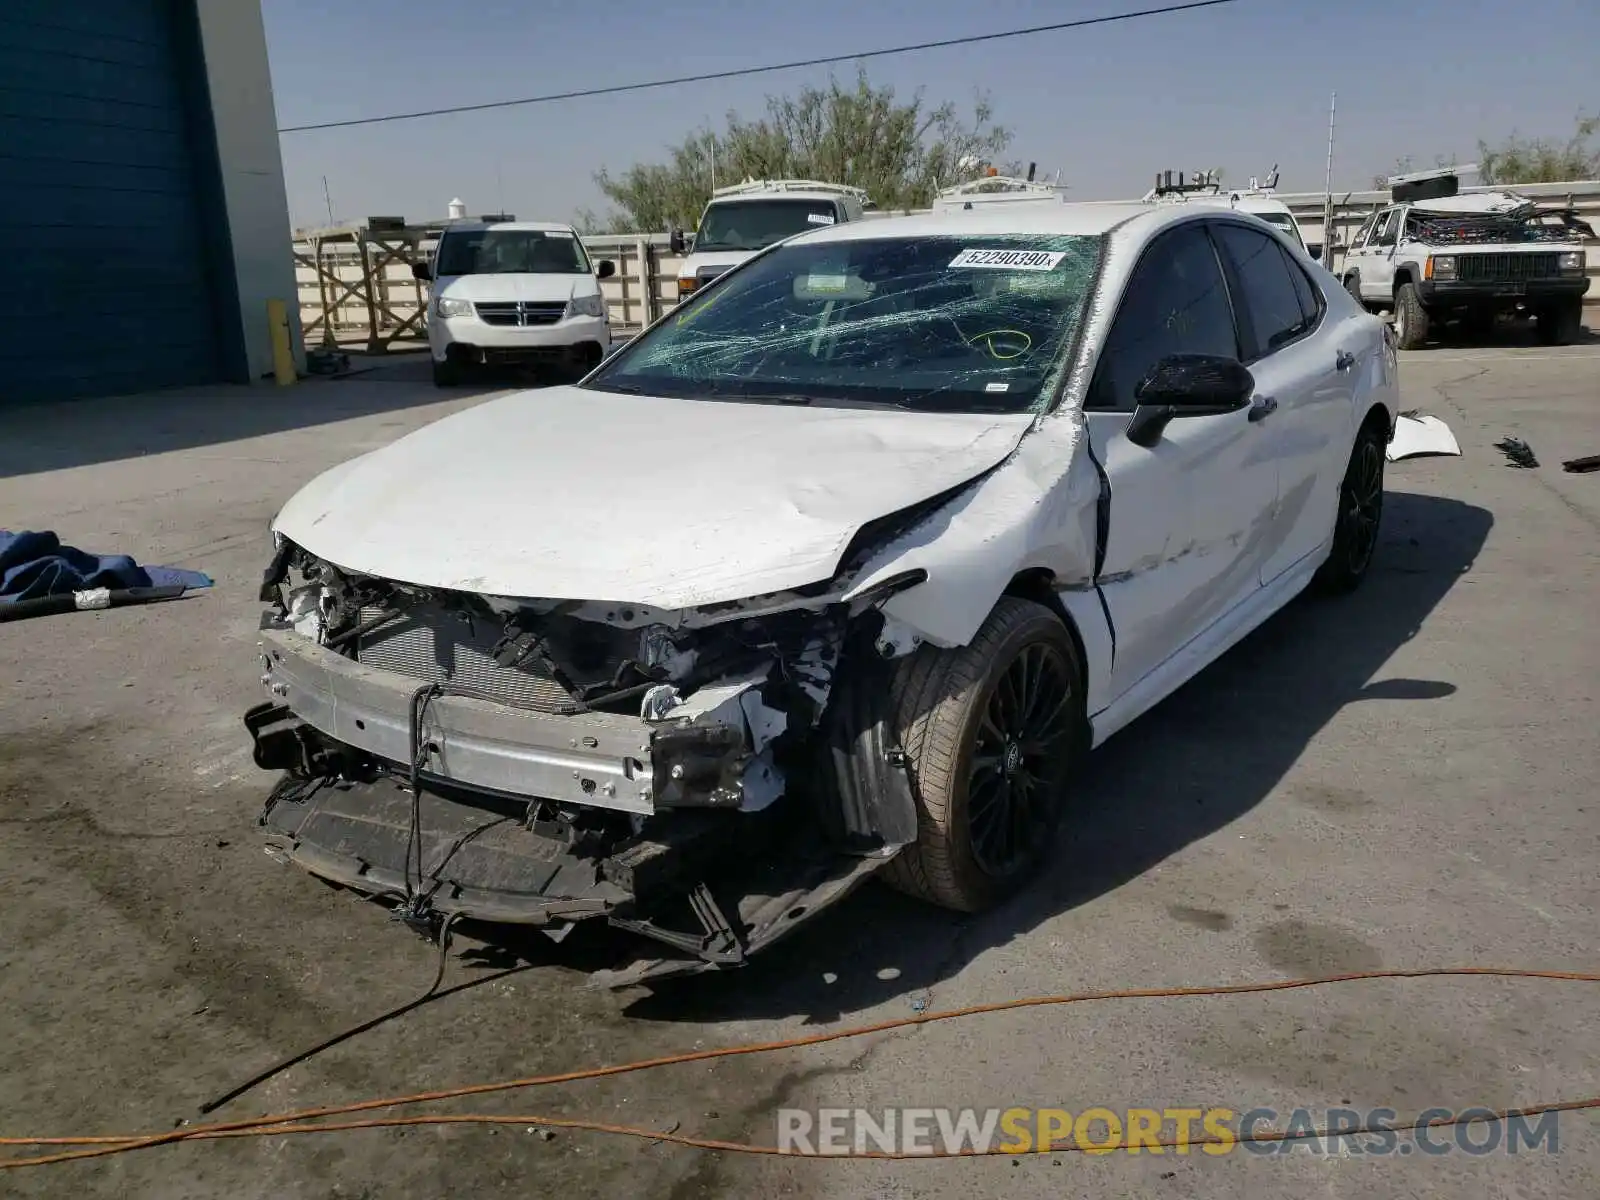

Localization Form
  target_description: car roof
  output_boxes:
[1405,191,1536,215]
[1157,192,1295,216]
[788,201,1175,244]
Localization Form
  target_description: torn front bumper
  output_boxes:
[256,768,889,986]
[258,624,772,816]
[250,622,895,983]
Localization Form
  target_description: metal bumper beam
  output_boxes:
[260,625,657,815]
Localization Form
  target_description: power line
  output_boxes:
[277,0,1238,134]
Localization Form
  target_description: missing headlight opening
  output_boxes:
[249,535,944,984]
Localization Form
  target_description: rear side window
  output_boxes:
[1212,223,1316,357]
[1283,248,1323,327]
[1087,224,1238,412]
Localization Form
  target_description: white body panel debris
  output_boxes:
[1388,413,1462,461]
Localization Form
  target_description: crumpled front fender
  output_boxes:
[843,411,1100,650]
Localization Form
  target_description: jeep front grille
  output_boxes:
[1456,253,1562,283]
[354,605,576,712]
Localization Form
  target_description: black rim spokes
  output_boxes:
[969,644,1073,877]
[1346,440,1383,570]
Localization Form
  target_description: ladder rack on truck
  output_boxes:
[933,173,1068,212]
[1142,165,1285,204]
[709,179,874,205]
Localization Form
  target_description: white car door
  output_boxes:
[1342,212,1377,290]
[1084,221,1280,702]
[1210,221,1358,585]
[1360,208,1401,303]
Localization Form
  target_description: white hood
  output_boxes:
[433,273,596,303]
[273,387,1035,609]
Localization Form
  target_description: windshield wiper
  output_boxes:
[586,380,653,395]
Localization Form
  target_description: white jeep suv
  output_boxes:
[1341,185,1590,349]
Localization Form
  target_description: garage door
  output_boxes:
[0,0,235,403]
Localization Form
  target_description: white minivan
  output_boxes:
[413,221,616,386]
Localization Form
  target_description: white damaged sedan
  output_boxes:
[250,202,1397,983]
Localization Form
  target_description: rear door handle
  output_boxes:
[1248,395,1278,422]
[1336,349,1358,371]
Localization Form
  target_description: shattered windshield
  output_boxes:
[435,228,590,276]
[693,199,843,253]
[585,234,1104,414]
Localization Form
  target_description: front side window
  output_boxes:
[1213,223,1316,356]
[1087,225,1238,413]
[1350,212,1378,250]
[585,234,1104,414]
[694,200,844,254]
[435,229,591,276]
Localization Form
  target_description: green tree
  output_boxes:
[590,70,1014,232]
[1477,112,1599,185]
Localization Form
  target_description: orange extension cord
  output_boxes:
[3,966,1597,1169]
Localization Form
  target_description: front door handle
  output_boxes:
[1248,395,1278,423]
[1336,349,1357,371]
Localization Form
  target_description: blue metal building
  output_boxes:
[2,0,297,404]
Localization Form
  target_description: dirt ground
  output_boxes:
[2,336,1597,1198]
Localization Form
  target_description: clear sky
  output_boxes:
[262,0,1597,231]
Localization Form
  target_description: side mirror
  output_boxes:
[411,261,432,282]
[668,229,687,254]
[595,259,616,280]
[1125,354,1254,447]
[1306,243,1323,262]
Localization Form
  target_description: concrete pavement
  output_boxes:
[1,339,1596,1198]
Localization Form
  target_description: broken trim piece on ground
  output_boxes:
[1387,412,1462,462]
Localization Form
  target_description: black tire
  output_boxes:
[1536,299,1582,346]
[1315,419,1386,594]
[1344,274,1364,306]
[879,597,1085,912]
[432,357,464,387]
[1393,283,1430,350]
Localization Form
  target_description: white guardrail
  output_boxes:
[293,180,1600,350]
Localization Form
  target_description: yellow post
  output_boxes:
[267,298,297,386]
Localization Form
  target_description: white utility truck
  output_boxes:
[670,180,874,298]
[1141,168,1315,257]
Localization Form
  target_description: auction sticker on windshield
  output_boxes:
[949,248,1067,271]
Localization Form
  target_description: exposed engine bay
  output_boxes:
[1406,205,1595,245]
[248,535,932,986]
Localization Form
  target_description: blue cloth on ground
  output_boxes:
[0,530,214,604]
